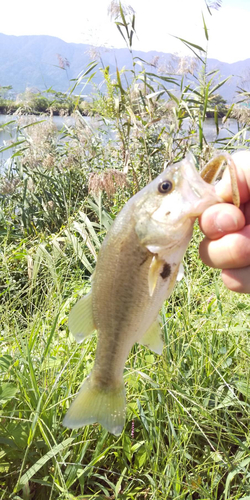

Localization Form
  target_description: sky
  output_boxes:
[1,0,250,63]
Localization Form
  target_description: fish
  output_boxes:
[63,153,225,435]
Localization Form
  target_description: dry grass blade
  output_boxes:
[88,169,128,197]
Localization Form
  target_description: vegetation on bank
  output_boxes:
[0,86,90,116]
[1,2,250,499]
[0,87,230,118]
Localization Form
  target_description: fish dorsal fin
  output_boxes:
[148,255,164,296]
[139,318,164,355]
[68,291,96,343]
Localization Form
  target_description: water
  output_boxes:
[182,117,243,144]
[0,114,246,167]
[202,118,243,143]
[0,114,76,164]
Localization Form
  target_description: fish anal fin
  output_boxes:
[68,291,96,343]
[63,375,126,436]
[139,318,164,355]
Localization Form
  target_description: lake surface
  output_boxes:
[0,114,76,163]
[183,117,243,143]
[0,114,245,166]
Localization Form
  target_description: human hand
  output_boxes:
[199,151,250,293]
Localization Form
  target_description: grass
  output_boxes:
[1,224,250,500]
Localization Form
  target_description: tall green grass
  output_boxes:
[2,225,250,499]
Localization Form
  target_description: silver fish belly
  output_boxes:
[63,153,222,435]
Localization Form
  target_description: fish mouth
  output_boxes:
[151,154,223,224]
[187,184,223,217]
[182,157,223,216]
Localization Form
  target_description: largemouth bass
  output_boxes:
[63,154,224,435]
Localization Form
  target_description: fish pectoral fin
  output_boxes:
[68,291,96,343]
[177,262,184,282]
[63,375,126,436]
[148,255,164,296]
[139,318,164,355]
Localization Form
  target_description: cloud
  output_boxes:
[207,5,250,62]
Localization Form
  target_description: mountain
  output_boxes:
[0,32,249,102]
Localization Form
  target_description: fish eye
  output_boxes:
[158,180,173,194]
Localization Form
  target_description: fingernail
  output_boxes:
[215,211,238,232]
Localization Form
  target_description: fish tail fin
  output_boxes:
[63,375,126,435]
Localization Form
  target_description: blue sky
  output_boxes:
[1,0,250,63]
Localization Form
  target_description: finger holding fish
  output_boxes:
[200,152,240,207]
[214,151,250,205]
[199,150,250,293]
[199,203,245,240]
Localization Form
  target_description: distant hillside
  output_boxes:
[0,32,249,102]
